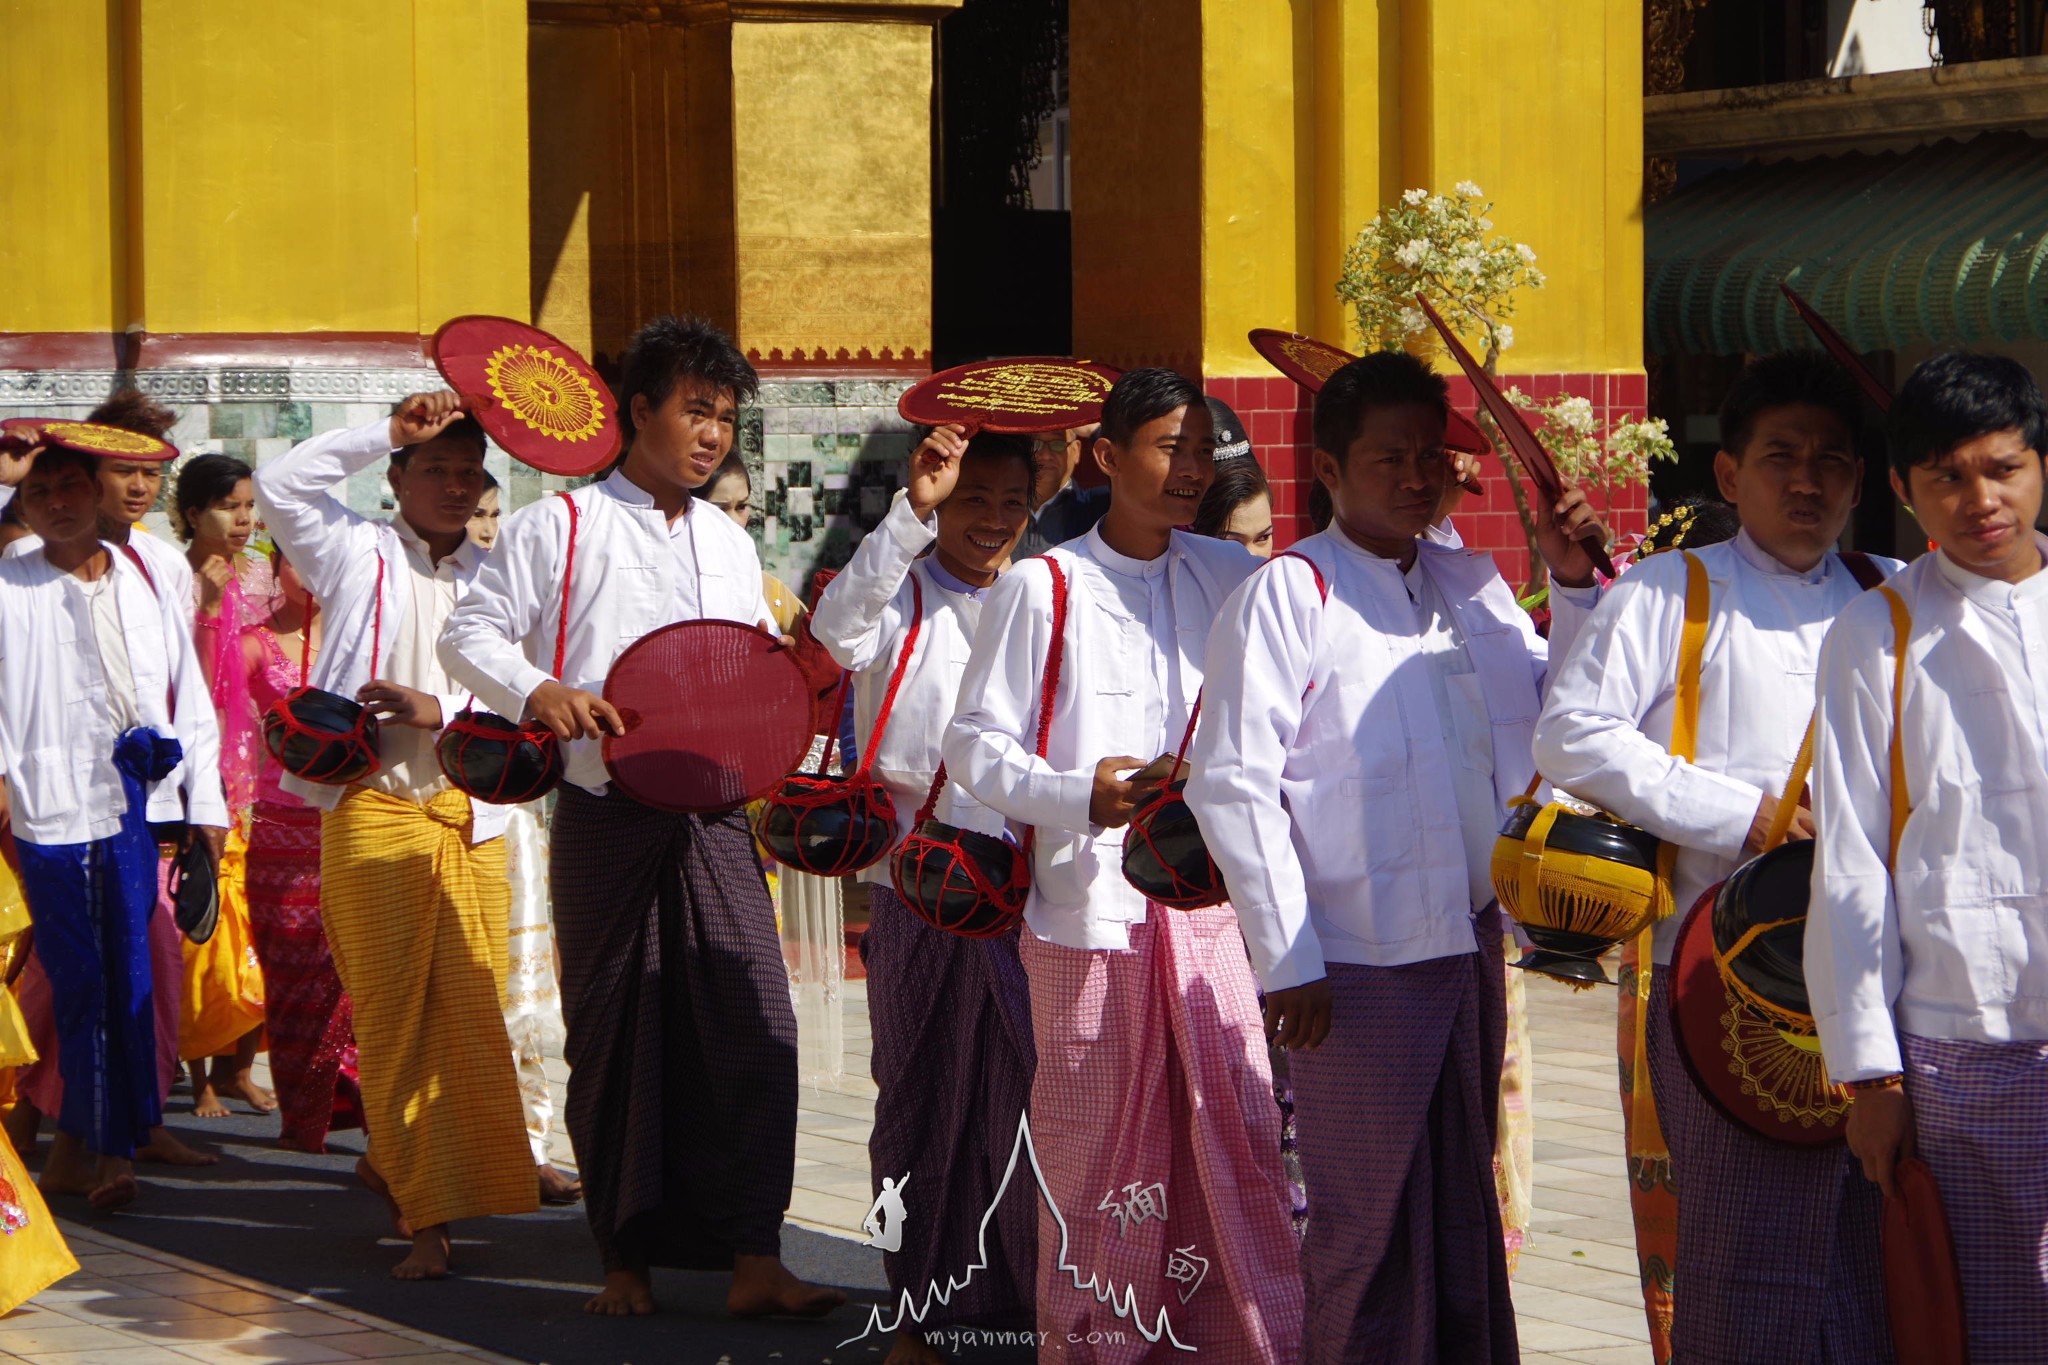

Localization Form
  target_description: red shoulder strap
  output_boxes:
[554,491,579,679]
[1275,549,1330,601]
[116,543,157,597]
[1838,550,1884,593]
[851,573,924,779]
[1167,550,1326,769]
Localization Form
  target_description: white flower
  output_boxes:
[1394,238,1429,268]
[1399,306,1428,335]
[1495,324,1515,350]
[1403,188,1428,205]
[1476,217,1494,232]
[1515,242,1538,264]
[1455,180,1483,198]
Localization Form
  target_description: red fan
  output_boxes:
[36,421,175,463]
[1248,327,1489,458]
[432,315,622,477]
[601,620,814,813]
[898,357,1121,435]
[1780,283,1894,414]
[1883,1157,1971,1364]
[1415,296,1615,578]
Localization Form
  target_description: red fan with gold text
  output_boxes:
[897,357,1121,435]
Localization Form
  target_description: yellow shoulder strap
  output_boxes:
[1671,552,1710,764]
[1877,585,1912,868]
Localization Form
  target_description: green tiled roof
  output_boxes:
[1648,132,2048,356]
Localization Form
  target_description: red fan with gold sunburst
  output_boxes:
[433,316,622,477]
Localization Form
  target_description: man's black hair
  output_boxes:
[173,453,255,543]
[958,431,1035,485]
[619,315,759,437]
[21,445,101,492]
[1098,368,1205,447]
[1888,350,2048,475]
[389,414,487,470]
[1718,351,1863,458]
[1312,351,1449,462]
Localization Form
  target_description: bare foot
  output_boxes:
[538,1163,583,1205]
[88,1156,138,1211]
[356,1156,413,1239]
[2,1099,41,1164]
[38,1132,93,1197]
[192,1078,231,1119]
[390,1225,451,1280]
[886,1326,950,1364]
[230,1074,278,1113]
[584,1268,656,1316]
[727,1253,847,1319]
[137,1127,218,1166]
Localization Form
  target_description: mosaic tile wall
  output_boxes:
[0,367,919,592]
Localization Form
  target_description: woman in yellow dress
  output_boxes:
[0,840,79,1313]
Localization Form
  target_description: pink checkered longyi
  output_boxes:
[1019,904,1302,1365]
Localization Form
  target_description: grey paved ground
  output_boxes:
[5,968,1652,1364]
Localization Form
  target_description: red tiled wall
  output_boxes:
[1208,371,1651,590]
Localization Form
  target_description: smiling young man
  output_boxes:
[811,425,1037,1365]
[1807,352,2048,1365]
[1186,352,1599,1365]
[440,315,844,1322]
[1535,351,1900,1365]
[944,368,1302,1363]
[0,444,225,1212]
[255,393,536,1280]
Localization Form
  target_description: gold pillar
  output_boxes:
[530,0,955,373]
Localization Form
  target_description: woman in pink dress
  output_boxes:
[243,549,363,1151]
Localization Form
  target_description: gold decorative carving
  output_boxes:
[1644,0,1705,203]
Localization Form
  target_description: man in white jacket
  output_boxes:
[1187,351,1601,1365]
[944,368,1301,1363]
[256,393,537,1280]
[0,441,225,1211]
[1536,352,1899,1365]
[1808,351,2048,1365]
[811,426,1036,1363]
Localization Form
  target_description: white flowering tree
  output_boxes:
[1335,183,1672,588]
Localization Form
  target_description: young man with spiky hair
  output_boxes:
[944,368,1302,1363]
[440,315,844,1321]
[256,392,536,1280]
[1809,352,2048,1365]
[1536,351,1899,1365]
[1189,352,1602,1365]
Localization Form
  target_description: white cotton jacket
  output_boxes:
[438,469,775,797]
[942,526,1261,951]
[1534,532,1903,964]
[1185,531,1552,990]
[809,490,1002,882]
[252,419,505,842]
[0,544,226,843]
[1807,541,2048,1081]
[7,524,195,606]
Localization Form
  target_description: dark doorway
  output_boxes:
[933,0,1072,366]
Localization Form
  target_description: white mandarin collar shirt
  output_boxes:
[810,490,1002,882]
[1185,530,1550,990]
[1535,532,1903,964]
[438,467,774,797]
[0,544,225,844]
[252,419,503,842]
[1808,536,2048,1080]
[9,525,197,607]
[942,525,1260,951]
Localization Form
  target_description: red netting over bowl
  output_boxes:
[1123,781,1228,911]
[889,557,1069,939]
[263,687,382,786]
[437,711,563,806]
[758,575,927,877]
[602,620,813,813]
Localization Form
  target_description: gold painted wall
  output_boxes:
[0,0,124,333]
[1075,0,1645,380]
[0,0,529,342]
[730,20,933,365]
